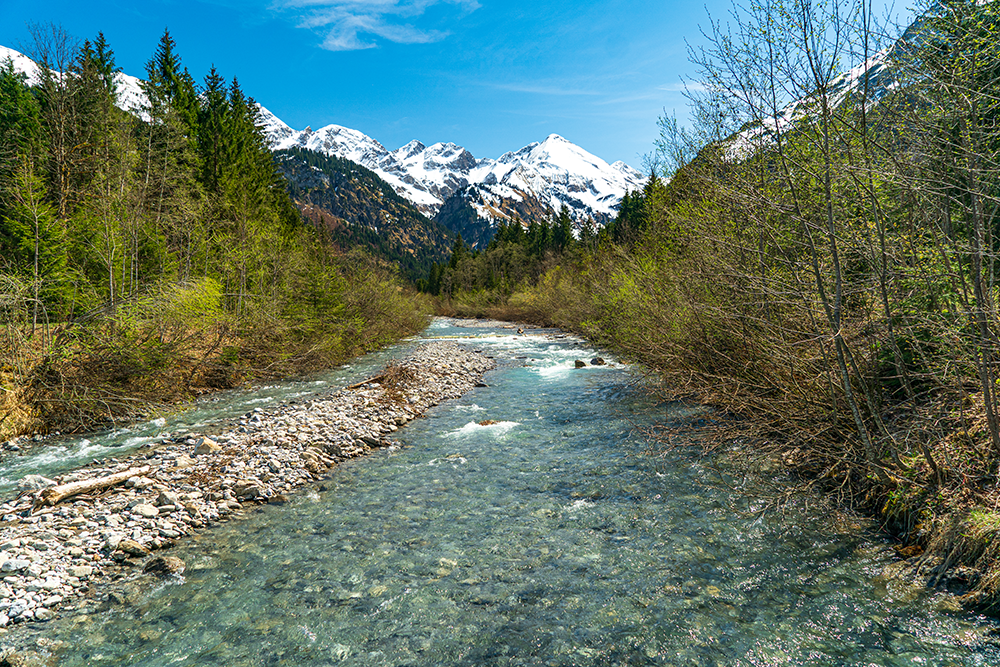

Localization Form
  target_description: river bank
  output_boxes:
[0,317,993,666]
[0,341,493,631]
[438,297,1000,613]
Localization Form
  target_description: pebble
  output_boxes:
[0,342,494,624]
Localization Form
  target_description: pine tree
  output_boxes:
[198,65,229,192]
[553,205,574,252]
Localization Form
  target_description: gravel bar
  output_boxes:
[0,342,494,627]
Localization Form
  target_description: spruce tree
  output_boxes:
[198,66,229,192]
[553,205,574,252]
[0,60,43,183]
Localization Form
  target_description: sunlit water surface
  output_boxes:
[5,319,999,666]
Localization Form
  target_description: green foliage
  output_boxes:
[458,0,1000,599]
[423,205,592,302]
[0,60,43,172]
[0,28,431,437]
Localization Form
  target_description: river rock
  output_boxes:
[68,565,93,578]
[574,360,587,368]
[143,556,185,576]
[133,504,159,518]
[16,476,55,492]
[116,540,150,557]
[194,437,221,455]
[233,483,262,500]
[156,491,181,507]
[0,651,28,667]
[0,560,29,573]
[590,357,606,365]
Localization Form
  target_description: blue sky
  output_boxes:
[0,0,914,168]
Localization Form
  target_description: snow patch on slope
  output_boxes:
[268,121,644,221]
[0,45,42,85]
[0,44,148,118]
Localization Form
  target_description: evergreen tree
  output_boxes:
[144,29,198,134]
[90,32,120,98]
[198,65,229,192]
[578,216,597,249]
[0,60,43,182]
[448,233,468,269]
[553,205,574,252]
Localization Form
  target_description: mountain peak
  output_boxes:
[255,104,643,222]
[396,140,427,159]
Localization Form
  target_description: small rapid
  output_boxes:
[4,319,998,666]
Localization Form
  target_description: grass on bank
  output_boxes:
[1,255,432,440]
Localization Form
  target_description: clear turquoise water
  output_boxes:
[7,320,999,665]
[0,345,405,497]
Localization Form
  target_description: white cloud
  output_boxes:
[657,81,709,93]
[489,82,600,96]
[273,0,480,51]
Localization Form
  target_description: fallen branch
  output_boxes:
[346,375,384,390]
[36,465,151,508]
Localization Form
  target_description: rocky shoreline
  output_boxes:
[0,341,494,629]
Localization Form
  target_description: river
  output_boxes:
[2,318,997,665]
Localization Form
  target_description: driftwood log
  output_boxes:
[346,375,384,390]
[36,466,151,507]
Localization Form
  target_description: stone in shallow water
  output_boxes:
[234,483,262,500]
[143,556,185,577]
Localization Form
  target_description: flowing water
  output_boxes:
[5,319,1000,665]
[0,347,406,498]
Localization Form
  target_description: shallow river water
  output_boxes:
[5,319,1000,665]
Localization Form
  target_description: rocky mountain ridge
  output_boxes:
[2,42,643,247]
[258,107,646,230]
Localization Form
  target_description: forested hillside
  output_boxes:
[0,27,427,437]
[432,0,1000,603]
[274,146,453,281]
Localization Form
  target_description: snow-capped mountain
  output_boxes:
[3,41,644,235]
[259,106,645,225]
[0,45,147,117]
[465,135,645,227]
